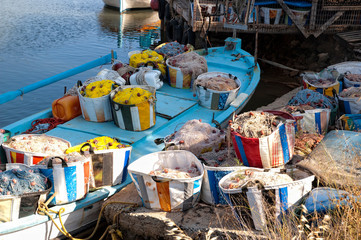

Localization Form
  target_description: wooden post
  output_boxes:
[254,6,259,66]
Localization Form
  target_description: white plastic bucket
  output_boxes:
[219,169,314,230]
[194,72,241,110]
[292,108,331,134]
[166,58,193,89]
[128,150,204,212]
[77,81,113,122]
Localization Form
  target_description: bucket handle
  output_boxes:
[47,156,68,168]
[151,175,172,183]
[80,143,95,155]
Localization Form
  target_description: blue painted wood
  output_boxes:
[0,38,261,236]
[0,52,116,105]
[156,92,197,119]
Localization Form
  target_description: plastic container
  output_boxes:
[166,58,193,89]
[201,166,280,205]
[219,169,314,230]
[0,130,11,164]
[2,134,71,165]
[291,108,331,134]
[231,111,295,168]
[128,150,204,212]
[52,95,82,122]
[110,85,156,131]
[194,72,241,110]
[285,9,310,26]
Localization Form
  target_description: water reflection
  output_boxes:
[98,7,160,49]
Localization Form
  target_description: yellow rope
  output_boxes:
[37,196,138,240]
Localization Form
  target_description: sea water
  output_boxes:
[0,0,160,127]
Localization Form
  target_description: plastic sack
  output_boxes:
[97,69,126,86]
[337,114,361,131]
[129,67,163,90]
[297,130,361,188]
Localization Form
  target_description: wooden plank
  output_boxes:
[155,93,197,119]
[313,11,345,38]
[276,0,310,38]
[309,0,319,30]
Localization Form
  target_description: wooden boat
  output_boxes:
[102,0,151,12]
[0,37,260,239]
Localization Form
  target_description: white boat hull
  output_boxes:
[102,0,151,12]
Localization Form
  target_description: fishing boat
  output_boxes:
[0,37,260,239]
[102,0,151,12]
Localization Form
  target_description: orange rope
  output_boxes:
[23,117,65,134]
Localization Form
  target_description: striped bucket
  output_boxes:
[291,108,331,134]
[128,150,204,212]
[219,169,314,230]
[231,111,295,168]
[37,156,91,205]
[302,73,341,97]
[110,85,156,131]
[2,135,71,165]
[166,58,192,89]
[201,166,280,205]
[195,72,241,110]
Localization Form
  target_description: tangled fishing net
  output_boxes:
[80,80,118,98]
[155,41,192,57]
[112,87,153,105]
[198,145,238,167]
[229,111,286,138]
[164,119,225,157]
[193,74,238,91]
[279,104,315,114]
[167,52,207,79]
[344,73,361,82]
[288,89,335,109]
[294,132,324,156]
[149,161,201,179]
[339,87,361,98]
[220,170,294,190]
[5,134,69,155]
[66,136,130,154]
[0,168,48,196]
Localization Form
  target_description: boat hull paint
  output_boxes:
[103,0,151,12]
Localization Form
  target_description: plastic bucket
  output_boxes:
[339,96,361,114]
[166,58,193,89]
[291,108,331,134]
[2,134,71,165]
[77,81,113,122]
[302,73,341,97]
[128,150,204,212]
[110,85,156,131]
[201,166,280,205]
[37,156,91,205]
[80,143,132,188]
[219,169,315,230]
[194,72,241,110]
[231,111,295,168]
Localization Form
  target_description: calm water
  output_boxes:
[0,0,160,128]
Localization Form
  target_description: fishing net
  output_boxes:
[279,104,315,114]
[344,73,361,82]
[193,75,238,91]
[294,132,324,156]
[166,52,207,79]
[155,41,192,57]
[229,111,285,138]
[164,119,226,157]
[198,145,238,167]
[288,89,335,109]
[339,87,361,98]
[0,168,48,196]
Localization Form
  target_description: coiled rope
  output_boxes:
[37,193,138,240]
[23,118,65,134]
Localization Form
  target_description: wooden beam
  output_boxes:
[313,11,345,38]
[276,0,310,38]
